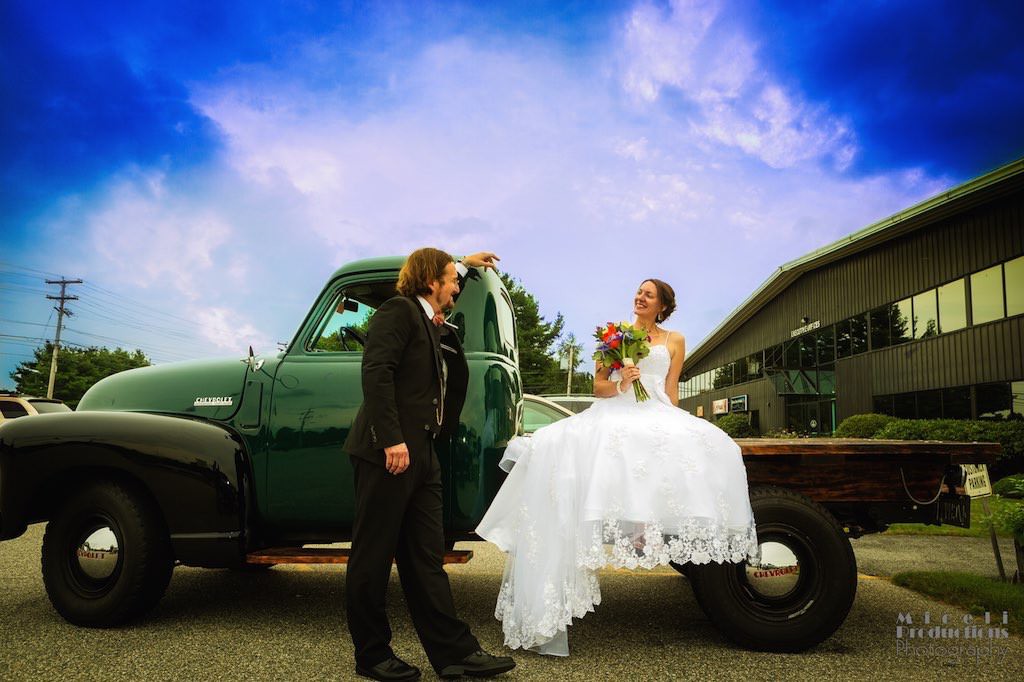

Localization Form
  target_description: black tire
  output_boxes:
[41,480,174,627]
[687,486,857,652]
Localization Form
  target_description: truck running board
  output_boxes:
[244,547,473,565]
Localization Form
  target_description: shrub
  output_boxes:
[764,427,802,439]
[873,418,1024,477]
[993,474,1024,499]
[834,413,895,438]
[991,501,1024,540]
[715,413,755,438]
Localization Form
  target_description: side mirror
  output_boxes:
[337,297,359,313]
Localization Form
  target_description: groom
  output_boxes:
[343,248,515,681]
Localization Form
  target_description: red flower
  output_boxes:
[612,360,623,369]
[608,337,620,350]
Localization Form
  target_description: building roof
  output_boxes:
[685,157,1024,368]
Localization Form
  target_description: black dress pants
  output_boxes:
[346,440,479,671]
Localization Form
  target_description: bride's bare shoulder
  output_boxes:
[665,330,685,346]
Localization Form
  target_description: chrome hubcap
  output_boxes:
[745,540,800,598]
[76,527,120,581]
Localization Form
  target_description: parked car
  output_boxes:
[542,394,598,413]
[0,392,71,423]
[522,394,573,433]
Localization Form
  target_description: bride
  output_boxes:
[476,278,759,656]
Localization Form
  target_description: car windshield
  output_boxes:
[523,399,571,433]
[28,400,72,414]
[548,397,597,414]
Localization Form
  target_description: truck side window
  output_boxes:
[310,293,377,353]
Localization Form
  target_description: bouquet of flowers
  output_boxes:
[592,321,651,401]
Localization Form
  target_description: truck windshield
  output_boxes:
[309,281,397,352]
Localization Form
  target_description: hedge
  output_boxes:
[834,413,1024,474]
[834,413,895,438]
[992,474,1024,499]
[715,413,756,438]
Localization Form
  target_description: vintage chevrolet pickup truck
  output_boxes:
[0,256,1000,653]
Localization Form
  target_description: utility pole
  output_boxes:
[45,278,82,399]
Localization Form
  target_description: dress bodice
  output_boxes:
[637,343,671,379]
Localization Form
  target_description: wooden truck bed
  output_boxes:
[735,438,1000,533]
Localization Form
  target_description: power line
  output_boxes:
[78,282,243,336]
[63,327,197,360]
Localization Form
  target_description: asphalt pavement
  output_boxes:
[2,524,1023,681]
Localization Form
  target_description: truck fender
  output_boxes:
[0,411,250,567]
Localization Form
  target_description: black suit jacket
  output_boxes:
[344,283,470,464]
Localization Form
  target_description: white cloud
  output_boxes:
[87,171,237,298]
[621,0,857,170]
[29,1,952,368]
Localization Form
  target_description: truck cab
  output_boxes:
[0,257,521,624]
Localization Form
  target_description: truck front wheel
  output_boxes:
[687,486,857,652]
[41,480,174,626]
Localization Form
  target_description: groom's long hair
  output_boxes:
[397,247,454,297]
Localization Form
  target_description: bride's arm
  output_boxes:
[593,361,639,398]
[664,332,686,407]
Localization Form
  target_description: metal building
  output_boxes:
[679,158,1024,434]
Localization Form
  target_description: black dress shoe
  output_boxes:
[355,656,421,681]
[438,650,516,678]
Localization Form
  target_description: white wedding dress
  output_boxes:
[476,344,759,656]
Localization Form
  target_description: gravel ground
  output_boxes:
[852,533,1019,579]
[2,524,1023,681]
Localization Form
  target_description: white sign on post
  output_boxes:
[961,464,992,498]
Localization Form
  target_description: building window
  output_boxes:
[870,304,892,350]
[971,264,1005,325]
[937,279,967,333]
[917,389,942,419]
[942,386,971,419]
[893,298,912,345]
[1013,381,1024,419]
[816,325,835,365]
[892,392,916,418]
[731,358,746,384]
[836,319,851,358]
[1005,256,1024,317]
[817,368,836,395]
[800,334,816,367]
[912,290,938,339]
[977,382,1012,420]
[713,364,732,389]
[873,395,894,415]
[744,352,762,382]
[850,313,868,354]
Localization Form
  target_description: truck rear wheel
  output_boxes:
[687,486,857,652]
[41,480,174,626]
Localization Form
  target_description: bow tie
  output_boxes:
[432,312,445,327]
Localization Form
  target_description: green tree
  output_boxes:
[11,344,151,408]
[555,333,594,395]
[499,273,566,394]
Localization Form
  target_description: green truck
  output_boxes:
[0,257,999,653]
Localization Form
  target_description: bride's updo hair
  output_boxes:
[643,278,676,322]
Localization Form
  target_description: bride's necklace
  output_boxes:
[637,322,662,339]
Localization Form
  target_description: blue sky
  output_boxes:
[2,0,1023,389]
